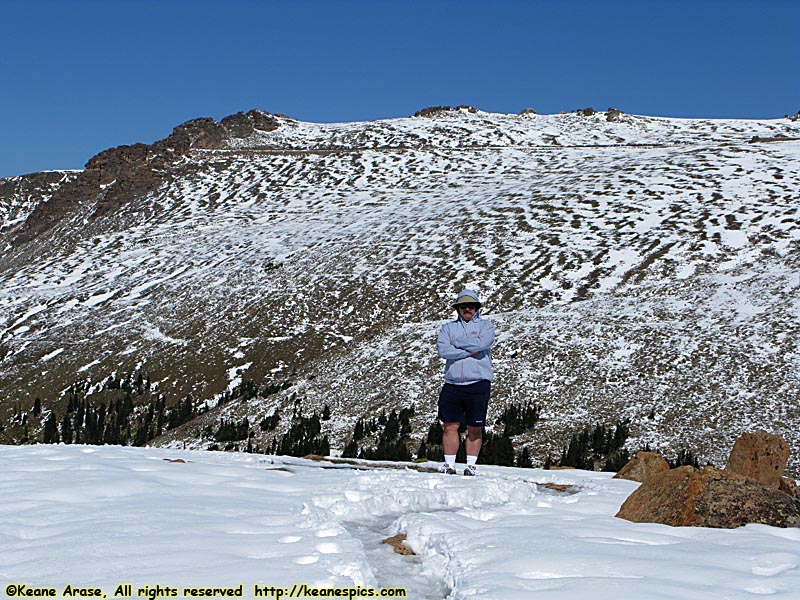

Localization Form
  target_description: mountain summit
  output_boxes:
[1,107,798,471]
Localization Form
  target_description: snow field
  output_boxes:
[2,445,799,599]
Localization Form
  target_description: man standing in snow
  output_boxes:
[436,289,495,476]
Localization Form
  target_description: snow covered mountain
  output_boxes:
[1,107,799,472]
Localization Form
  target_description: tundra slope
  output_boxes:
[1,108,798,471]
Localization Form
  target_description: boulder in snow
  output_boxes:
[614,451,670,483]
[616,465,800,528]
[725,430,789,489]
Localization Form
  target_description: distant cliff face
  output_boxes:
[8,110,282,246]
[1,108,799,472]
[0,170,80,240]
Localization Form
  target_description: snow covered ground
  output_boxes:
[2,445,799,599]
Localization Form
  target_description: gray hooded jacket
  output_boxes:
[437,289,495,385]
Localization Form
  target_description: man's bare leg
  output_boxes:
[465,425,482,458]
[442,422,460,456]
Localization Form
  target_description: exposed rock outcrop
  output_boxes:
[614,451,670,483]
[748,134,798,143]
[606,107,623,122]
[616,465,800,528]
[12,110,281,244]
[725,430,789,488]
[617,432,799,528]
[414,105,479,118]
[0,170,79,239]
[780,477,800,499]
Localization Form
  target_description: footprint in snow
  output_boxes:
[316,528,340,538]
[278,535,302,544]
[315,542,339,554]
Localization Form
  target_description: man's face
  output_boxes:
[458,303,478,322]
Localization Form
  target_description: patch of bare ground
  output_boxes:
[381,534,415,556]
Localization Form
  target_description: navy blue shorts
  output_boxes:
[438,380,491,427]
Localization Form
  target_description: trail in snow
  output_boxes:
[2,445,800,599]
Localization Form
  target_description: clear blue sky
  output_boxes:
[1,0,798,178]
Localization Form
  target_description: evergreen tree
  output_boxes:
[214,418,250,443]
[497,435,514,466]
[426,444,444,462]
[383,411,400,442]
[399,407,413,438]
[559,420,632,471]
[561,430,592,470]
[426,421,443,445]
[342,439,359,459]
[42,413,59,444]
[71,402,85,443]
[604,448,631,472]
[497,401,540,436]
[592,424,605,454]
[416,440,427,460]
[670,448,701,468]
[516,446,533,468]
[353,419,365,441]
[315,435,330,457]
[132,419,148,446]
[277,413,327,457]
[260,409,281,432]
[363,439,411,462]
[612,420,630,451]
[60,415,73,444]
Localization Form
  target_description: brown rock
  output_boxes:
[614,451,670,483]
[221,112,255,138]
[616,466,800,528]
[414,106,453,118]
[0,171,79,239]
[247,109,280,132]
[85,143,151,186]
[617,466,700,526]
[779,477,800,499]
[382,534,415,555]
[157,117,228,153]
[725,430,789,488]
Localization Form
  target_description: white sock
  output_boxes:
[466,455,478,466]
[445,454,457,467]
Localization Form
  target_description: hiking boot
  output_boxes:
[438,463,457,475]
[463,464,478,477]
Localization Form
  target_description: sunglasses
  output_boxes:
[458,303,479,311]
